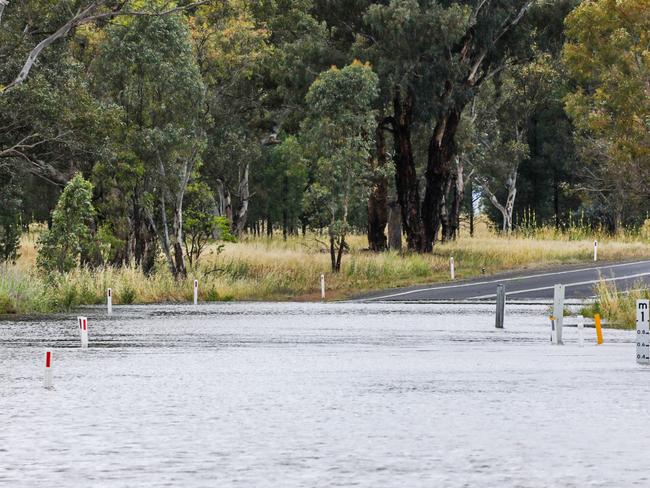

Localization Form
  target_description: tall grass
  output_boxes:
[583,280,650,329]
[2,222,650,314]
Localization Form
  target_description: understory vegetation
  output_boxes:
[583,281,650,330]
[2,222,650,315]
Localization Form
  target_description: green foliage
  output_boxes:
[183,181,235,268]
[37,173,96,273]
[0,173,21,264]
[302,61,379,270]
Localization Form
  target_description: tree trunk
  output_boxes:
[367,121,388,251]
[172,206,186,278]
[387,199,402,252]
[448,158,466,240]
[266,215,273,237]
[392,88,424,251]
[422,107,462,251]
[233,161,249,237]
[468,178,474,237]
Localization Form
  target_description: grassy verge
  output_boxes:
[582,280,650,329]
[2,225,650,315]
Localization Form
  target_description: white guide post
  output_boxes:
[107,288,113,315]
[593,240,598,261]
[552,284,565,345]
[450,257,455,280]
[577,315,584,347]
[78,316,88,349]
[43,350,53,389]
[320,274,325,300]
[193,279,199,306]
[636,299,649,364]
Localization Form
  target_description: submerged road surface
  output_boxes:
[360,259,650,302]
[0,303,648,487]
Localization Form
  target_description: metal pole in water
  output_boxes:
[594,240,598,261]
[193,279,198,306]
[495,284,505,329]
[450,256,455,280]
[636,299,649,364]
[594,313,604,344]
[107,288,112,315]
[78,316,88,349]
[552,284,565,345]
[320,274,325,300]
[577,314,584,347]
[43,350,53,388]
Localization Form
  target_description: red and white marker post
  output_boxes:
[78,316,88,349]
[450,256,455,280]
[43,350,53,388]
[193,279,199,306]
[107,288,113,315]
[594,240,598,262]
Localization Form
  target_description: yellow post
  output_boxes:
[594,313,603,345]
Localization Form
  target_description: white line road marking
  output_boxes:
[361,260,650,301]
[470,271,650,299]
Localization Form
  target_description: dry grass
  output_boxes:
[582,281,650,329]
[2,220,650,314]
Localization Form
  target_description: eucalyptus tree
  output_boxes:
[94,14,206,278]
[359,0,565,251]
[302,61,379,272]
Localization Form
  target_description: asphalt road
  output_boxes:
[358,259,650,302]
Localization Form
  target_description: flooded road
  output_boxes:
[1,303,648,487]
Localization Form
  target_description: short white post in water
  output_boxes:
[577,314,584,347]
[193,279,198,306]
[450,256,455,280]
[552,284,565,345]
[593,240,598,261]
[107,288,113,315]
[320,274,325,300]
[78,316,88,349]
[636,299,649,364]
[43,350,53,388]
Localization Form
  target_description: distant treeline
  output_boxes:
[0,1,648,273]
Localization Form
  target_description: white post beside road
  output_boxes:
[594,240,598,261]
[577,315,584,347]
[636,299,649,364]
[552,284,565,345]
[43,350,53,388]
[320,274,325,300]
[193,279,199,306]
[450,257,455,280]
[78,316,88,349]
[107,288,113,315]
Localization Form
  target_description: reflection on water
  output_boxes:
[0,303,645,487]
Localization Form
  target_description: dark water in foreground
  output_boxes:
[0,303,648,487]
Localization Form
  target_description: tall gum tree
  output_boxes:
[361,0,558,251]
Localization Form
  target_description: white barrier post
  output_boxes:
[78,316,88,349]
[552,284,565,345]
[43,350,53,389]
[577,315,584,347]
[193,279,198,306]
[636,299,649,364]
[450,256,455,280]
[107,288,113,315]
[593,240,598,261]
[320,274,325,300]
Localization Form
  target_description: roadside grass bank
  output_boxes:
[582,280,650,330]
[1,228,650,315]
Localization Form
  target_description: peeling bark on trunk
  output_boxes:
[448,158,466,241]
[422,108,462,251]
[233,161,249,237]
[392,88,424,251]
[367,122,388,252]
[387,200,402,252]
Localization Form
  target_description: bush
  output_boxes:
[0,293,17,314]
[37,173,96,274]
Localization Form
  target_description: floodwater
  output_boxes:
[1,302,648,487]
